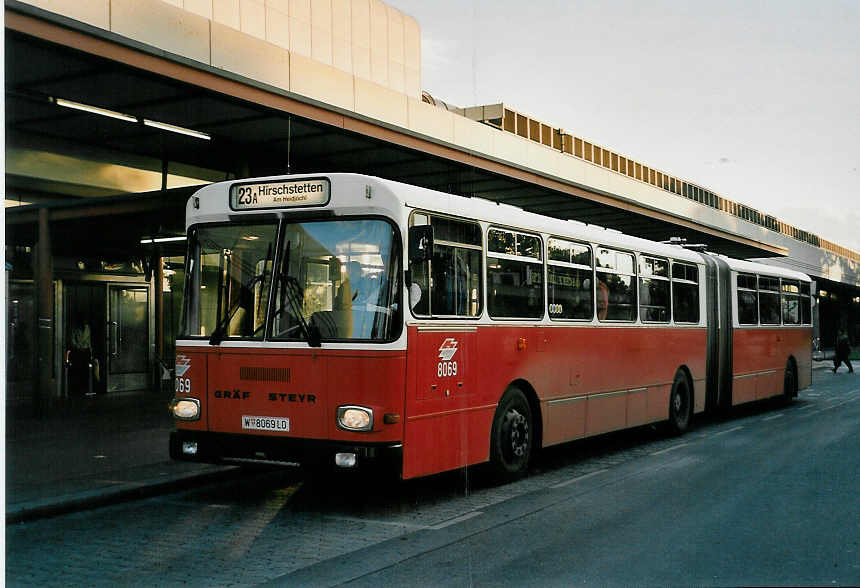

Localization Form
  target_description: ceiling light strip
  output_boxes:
[143,119,211,140]
[140,236,188,244]
[53,97,137,123]
[52,97,211,141]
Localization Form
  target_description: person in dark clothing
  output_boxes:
[833,330,854,373]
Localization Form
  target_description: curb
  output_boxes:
[6,465,240,525]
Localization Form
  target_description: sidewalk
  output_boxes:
[5,390,237,524]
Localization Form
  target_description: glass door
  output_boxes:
[65,283,107,396]
[107,285,150,392]
[6,282,35,405]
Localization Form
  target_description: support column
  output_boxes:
[155,252,164,393]
[34,208,54,416]
[155,253,164,358]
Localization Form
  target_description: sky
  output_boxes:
[386,0,860,253]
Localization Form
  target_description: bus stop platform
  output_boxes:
[5,391,238,524]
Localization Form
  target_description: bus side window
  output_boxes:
[639,256,669,323]
[737,273,758,325]
[409,213,482,318]
[409,260,429,315]
[800,281,812,325]
[488,229,544,319]
[781,279,801,325]
[547,237,593,320]
[671,262,699,323]
[595,248,636,322]
[758,276,781,325]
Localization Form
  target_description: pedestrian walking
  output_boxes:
[832,330,854,373]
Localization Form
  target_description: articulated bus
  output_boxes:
[169,173,813,479]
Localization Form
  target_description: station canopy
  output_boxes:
[5,24,778,260]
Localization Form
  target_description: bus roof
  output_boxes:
[718,255,811,282]
[188,173,810,282]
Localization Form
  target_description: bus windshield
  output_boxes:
[182,219,401,343]
[183,223,277,341]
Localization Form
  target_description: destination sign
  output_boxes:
[230,178,330,210]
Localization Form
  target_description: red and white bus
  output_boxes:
[169,173,813,479]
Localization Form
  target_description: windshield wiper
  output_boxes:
[276,239,321,347]
[280,275,321,347]
[209,243,272,345]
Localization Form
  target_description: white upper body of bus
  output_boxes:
[180,173,812,350]
[186,173,704,266]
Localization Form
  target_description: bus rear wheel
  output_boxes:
[668,371,692,435]
[489,387,532,479]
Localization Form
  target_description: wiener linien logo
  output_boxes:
[438,338,459,361]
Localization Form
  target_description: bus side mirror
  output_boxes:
[408,225,434,263]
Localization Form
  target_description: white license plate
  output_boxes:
[242,415,290,432]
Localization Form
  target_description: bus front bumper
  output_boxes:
[169,430,402,471]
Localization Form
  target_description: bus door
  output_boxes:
[403,326,479,479]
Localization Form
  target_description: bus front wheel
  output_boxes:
[489,387,532,479]
[668,371,692,435]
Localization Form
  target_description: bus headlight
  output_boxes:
[337,405,373,431]
[171,398,201,421]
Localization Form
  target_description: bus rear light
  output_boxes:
[337,406,373,431]
[171,398,201,421]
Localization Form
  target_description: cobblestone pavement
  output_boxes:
[6,377,854,587]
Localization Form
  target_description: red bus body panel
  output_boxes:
[732,327,812,405]
[175,347,406,444]
[401,324,707,479]
[176,323,809,479]
[404,328,489,479]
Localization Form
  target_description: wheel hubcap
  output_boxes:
[505,409,529,459]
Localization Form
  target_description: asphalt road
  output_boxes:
[7,369,860,587]
[280,370,860,587]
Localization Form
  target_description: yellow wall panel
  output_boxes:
[21,0,110,29]
[211,21,291,89]
[354,77,408,127]
[290,52,355,111]
[408,97,455,144]
[112,0,211,64]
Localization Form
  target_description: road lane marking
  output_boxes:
[551,469,609,489]
[797,404,813,410]
[651,443,688,456]
[711,426,744,437]
[428,511,483,530]
[802,394,860,416]
[763,413,784,421]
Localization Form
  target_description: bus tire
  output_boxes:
[489,387,533,479]
[783,359,797,403]
[668,371,692,435]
